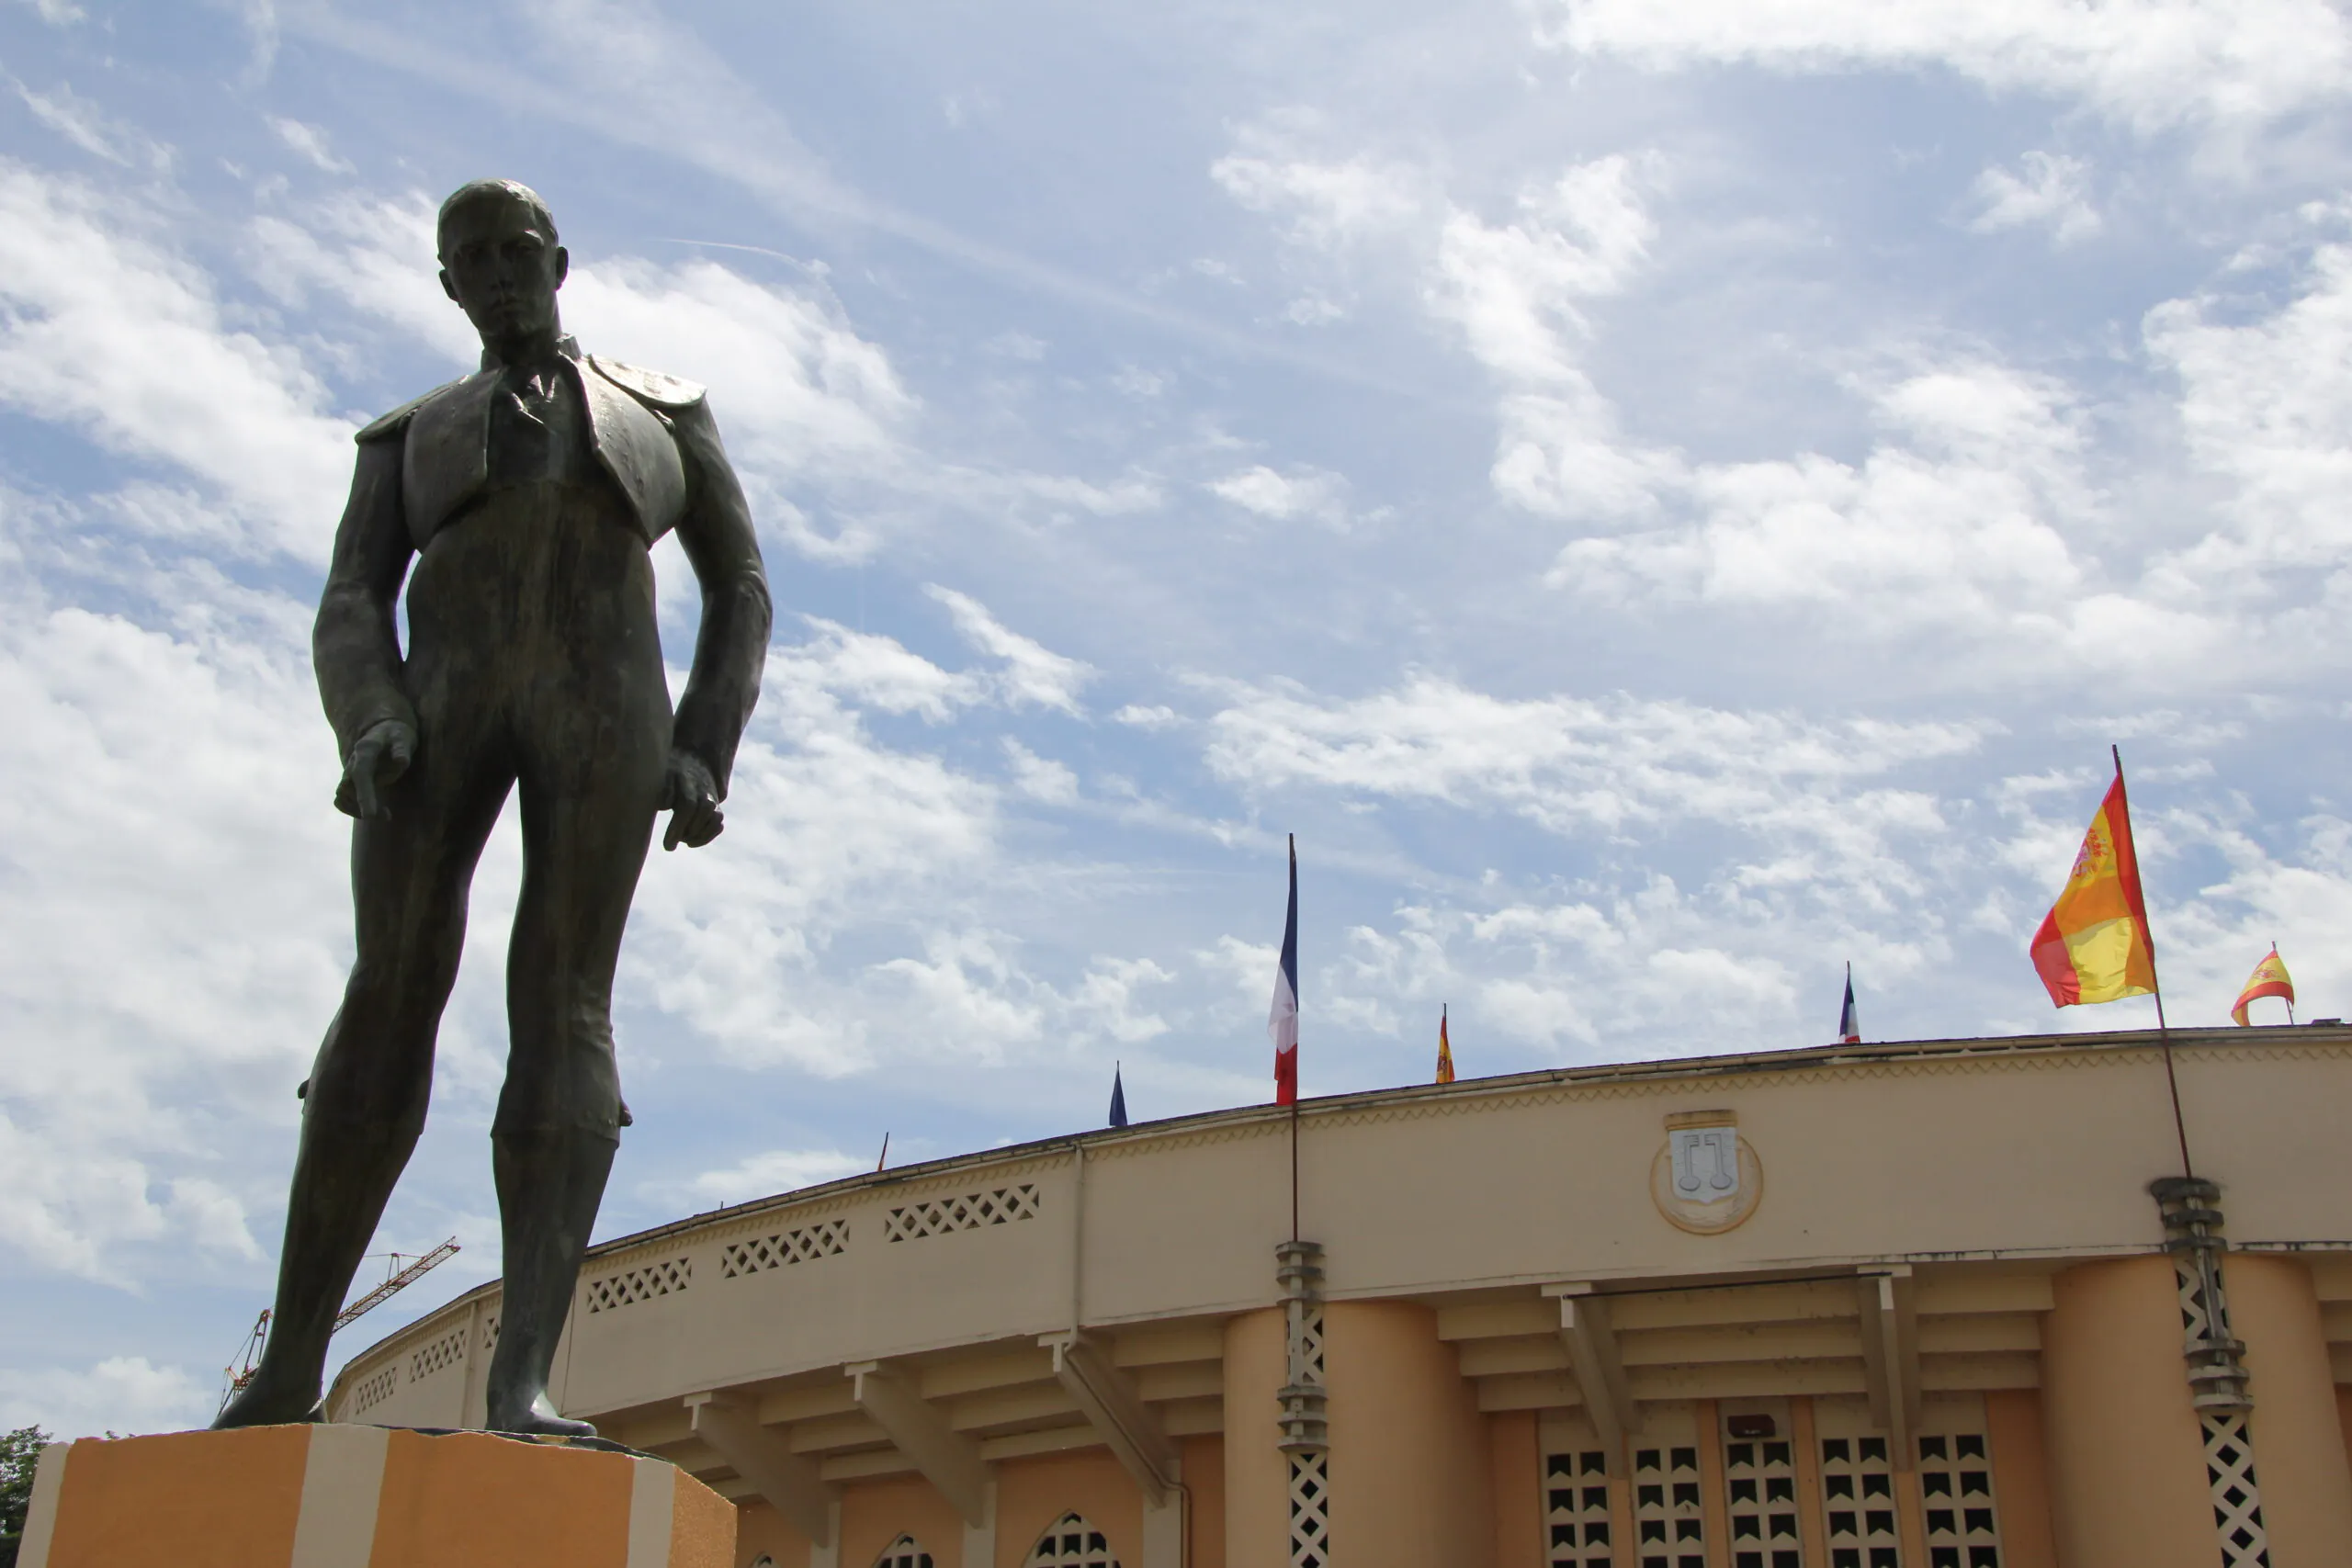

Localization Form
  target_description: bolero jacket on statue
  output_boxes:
[313,337,773,803]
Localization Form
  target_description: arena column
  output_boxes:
[1223,1305,1290,1568]
[1321,1300,1496,1568]
[2038,1255,2213,1568]
[2221,1253,2352,1560]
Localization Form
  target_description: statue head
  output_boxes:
[436,179,568,360]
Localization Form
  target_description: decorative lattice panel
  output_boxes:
[1026,1511,1121,1567]
[1295,1304,1326,1384]
[481,1314,500,1351]
[2204,1414,2271,1568]
[347,1363,399,1416]
[874,1535,935,1568]
[722,1219,850,1277]
[1633,1444,1706,1568]
[1918,1431,2001,1568]
[1544,1448,1613,1568]
[1820,1434,1901,1568]
[1287,1450,1329,1568]
[884,1184,1040,1241]
[407,1328,466,1382]
[584,1255,692,1313]
[1724,1433,1802,1568]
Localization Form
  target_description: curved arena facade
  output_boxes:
[327,1028,2352,1568]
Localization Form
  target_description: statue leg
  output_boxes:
[481,684,666,1437]
[217,726,512,1429]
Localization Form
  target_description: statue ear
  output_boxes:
[439,267,459,305]
[552,245,569,291]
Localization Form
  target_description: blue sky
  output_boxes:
[4,0,2351,1436]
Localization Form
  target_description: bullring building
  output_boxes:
[328,1026,2352,1568]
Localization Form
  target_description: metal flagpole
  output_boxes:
[1290,834,1300,1246]
[2117,744,2193,1177]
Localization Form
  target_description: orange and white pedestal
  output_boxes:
[17,1424,736,1568]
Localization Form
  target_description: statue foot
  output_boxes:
[212,1374,324,1430]
[487,1392,597,1440]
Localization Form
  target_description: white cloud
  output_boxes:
[1968,151,2099,243]
[266,115,353,175]
[667,1147,865,1209]
[13,80,162,168]
[1206,464,1351,526]
[923,585,1094,715]
[1532,0,2352,133]
[0,162,350,559]
[1204,675,1975,886]
[17,0,85,24]
[0,1356,211,1438]
[1426,155,1680,522]
[1113,704,1181,730]
[1003,738,1080,805]
[1211,117,1426,252]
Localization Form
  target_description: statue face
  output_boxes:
[437,197,567,350]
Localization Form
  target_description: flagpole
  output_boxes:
[2117,743,2192,1177]
[1289,834,1300,1247]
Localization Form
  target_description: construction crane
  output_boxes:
[219,1238,458,1414]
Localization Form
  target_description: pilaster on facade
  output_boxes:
[2153,1175,2272,1568]
[1274,1239,1327,1455]
[2153,1176,2253,1413]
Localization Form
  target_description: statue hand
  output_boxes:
[662,750,724,851]
[334,718,416,821]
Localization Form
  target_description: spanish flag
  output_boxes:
[2232,946,2294,1026]
[2030,755,2158,1008]
[1436,1006,1455,1084]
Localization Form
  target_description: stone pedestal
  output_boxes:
[18,1423,735,1568]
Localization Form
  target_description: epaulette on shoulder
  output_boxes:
[588,355,707,411]
[354,378,467,444]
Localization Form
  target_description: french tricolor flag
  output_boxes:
[1838,963,1860,1044]
[1270,835,1299,1105]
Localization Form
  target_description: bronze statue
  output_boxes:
[216,180,772,1436]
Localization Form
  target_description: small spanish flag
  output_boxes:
[1436,1005,1455,1084]
[2030,751,2158,1008]
[2232,946,2295,1026]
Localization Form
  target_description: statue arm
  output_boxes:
[667,400,773,797]
[313,437,418,767]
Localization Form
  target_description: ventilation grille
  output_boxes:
[347,1363,399,1416]
[1026,1511,1121,1567]
[723,1219,849,1276]
[407,1328,466,1382]
[1544,1448,1612,1568]
[1632,1444,1706,1568]
[876,1534,935,1568]
[884,1184,1039,1241]
[1918,1431,2002,1568]
[1724,1434,1801,1568]
[585,1255,692,1313]
[1819,1435,1899,1568]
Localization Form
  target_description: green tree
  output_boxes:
[0,1426,51,1568]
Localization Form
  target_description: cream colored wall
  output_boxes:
[2040,1257,2213,1568]
[331,1034,2352,1428]
[2223,1255,2352,1563]
[1322,1301,1494,1568]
